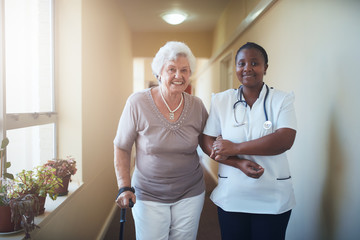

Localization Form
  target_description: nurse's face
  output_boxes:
[235,48,268,89]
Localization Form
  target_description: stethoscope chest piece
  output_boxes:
[263,120,272,130]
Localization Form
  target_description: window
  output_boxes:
[1,0,56,174]
[220,53,233,92]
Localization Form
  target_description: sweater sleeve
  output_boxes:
[113,96,138,152]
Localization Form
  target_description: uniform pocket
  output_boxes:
[276,176,291,180]
[218,174,228,179]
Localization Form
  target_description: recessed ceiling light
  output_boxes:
[161,11,187,25]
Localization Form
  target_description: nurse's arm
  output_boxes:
[200,134,264,179]
[213,128,296,156]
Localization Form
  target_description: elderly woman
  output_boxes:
[114,41,208,240]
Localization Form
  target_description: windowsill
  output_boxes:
[0,181,84,240]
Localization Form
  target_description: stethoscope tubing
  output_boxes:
[263,84,270,122]
[233,84,271,129]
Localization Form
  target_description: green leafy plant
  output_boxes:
[0,138,39,239]
[10,165,63,201]
[44,156,77,178]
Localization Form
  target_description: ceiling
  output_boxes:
[118,0,231,32]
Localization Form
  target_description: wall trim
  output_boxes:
[97,203,118,240]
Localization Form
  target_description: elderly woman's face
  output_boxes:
[160,55,191,94]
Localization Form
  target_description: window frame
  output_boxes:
[0,0,57,168]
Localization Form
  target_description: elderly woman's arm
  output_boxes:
[200,134,264,179]
[212,128,296,157]
[199,133,216,158]
[114,145,136,208]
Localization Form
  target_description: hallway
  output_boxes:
[23,1,360,239]
[103,167,220,240]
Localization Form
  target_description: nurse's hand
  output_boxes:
[210,147,228,161]
[236,159,264,179]
[212,136,237,157]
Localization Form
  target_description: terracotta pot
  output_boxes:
[56,175,71,196]
[37,195,46,215]
[0,205,15,232]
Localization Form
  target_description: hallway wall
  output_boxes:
[132,31,213,58]
[32,0,133,239]
[196,0,360,239]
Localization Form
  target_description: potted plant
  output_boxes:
[0,138,38,238]
[9,193,40,239]
[1,181,41,239]
[0,178,15,233]
[0,138,46,239]
[44,156,77,196]
[0,137,16,233]
[10,165,63,215]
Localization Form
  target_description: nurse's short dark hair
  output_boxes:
[235,42,268,65]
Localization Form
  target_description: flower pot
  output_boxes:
[55,174,71,196]
[37,196,46,215]
[0,205,15,232]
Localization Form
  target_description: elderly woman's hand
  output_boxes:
[116,191,136,209]
[235,159,264,179]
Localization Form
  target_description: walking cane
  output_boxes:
[119,199,134,240]
[116,187,135,240]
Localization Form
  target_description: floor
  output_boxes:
[103,166,221,240]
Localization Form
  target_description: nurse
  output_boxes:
[201,42,297,240]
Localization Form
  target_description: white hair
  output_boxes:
[151,41,196,79]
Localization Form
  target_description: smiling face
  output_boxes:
[160,55,191,95]
[235,48,268,89]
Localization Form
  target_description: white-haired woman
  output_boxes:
[114,41,208,240]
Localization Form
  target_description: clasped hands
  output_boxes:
[210,136,264,179]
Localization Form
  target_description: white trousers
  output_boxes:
[132,192,205,240]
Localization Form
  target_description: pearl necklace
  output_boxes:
[159,87,183,120]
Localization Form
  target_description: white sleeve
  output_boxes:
[276,91,297,131]
[203,93,222,137]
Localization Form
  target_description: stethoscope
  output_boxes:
[233,84,272,129]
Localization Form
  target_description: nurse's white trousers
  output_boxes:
[132,191,205,240]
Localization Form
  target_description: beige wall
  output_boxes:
[55,0,83,183]
[33,0,133,239]
[212,0,261,53]
[196,0,360,239]
[132,31,213,58]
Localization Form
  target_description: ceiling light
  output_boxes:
[161,12,187,25]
